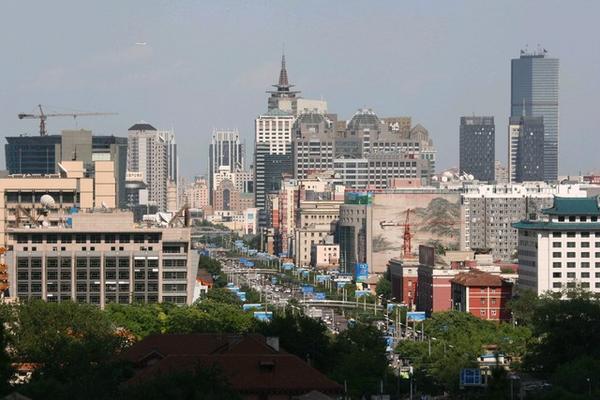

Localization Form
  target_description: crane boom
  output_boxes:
[17,104,117,136]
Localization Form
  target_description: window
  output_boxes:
[553,252,562,258]
[581,232,590,238]
[558,216,565,222]
[480,310,486,316]
[582,282,590,288]
[552,232,561,238]
[567,262,576,268]
[552,242,562,248]
[569,216,576,222]
[553,282,562,288]
[567,252,576,258]
[582,242,590,248]
[581,272,590,278]
[582,262,590,268]
[491,310,497,317]
[567,232,576,238]
[567,272,576,278]
[552,262,561,268]
[582,252,590,258]
[480,298,486,305]
[567,242,576,248]
[553,272,561,278]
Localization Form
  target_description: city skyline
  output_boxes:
[2,1,600,178]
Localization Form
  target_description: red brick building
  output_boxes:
[388,258,419,308]
[451,270,513,321]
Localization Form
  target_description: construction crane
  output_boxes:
[18,104,117,136]
[403,208,413,259]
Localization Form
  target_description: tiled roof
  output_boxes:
[451,270,506,287]
[543,196,600,215]
[512,221,600,231]
[122,334,343,395]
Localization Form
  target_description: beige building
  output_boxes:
[0,160,116,246]
[185,178,210,210]
[4,211,195,307]
[294,200,343,267]
[311,243,340,269]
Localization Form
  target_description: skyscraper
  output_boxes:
[208,129,244,199]
[508,116,545,182]
[511,50,559,181]
[127,123,178,212]
[459,116,495,181]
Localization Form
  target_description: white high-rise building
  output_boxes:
[127,122,178,212]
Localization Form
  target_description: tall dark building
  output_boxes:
[508,116,545,182]
[5,131,128,208]
[459,116,495,181]
[511,50,559,181]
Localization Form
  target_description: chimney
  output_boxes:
[266,336,279,352]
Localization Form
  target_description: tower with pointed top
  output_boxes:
[267,53,301,112]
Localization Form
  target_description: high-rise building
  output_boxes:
[459,116,495,181]
[208,129,244,197]
[511,50,559,181]
[127,123,178,212]
[255,57,296,227]
[292,108,435,187]
[4,131,128,208]
[508,116,545,182]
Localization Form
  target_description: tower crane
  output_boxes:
[18,104,117,136]
[403,208,413,259]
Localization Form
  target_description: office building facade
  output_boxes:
[127,123,178,212]
[511,51,559,181]
[508,116,545,182]
[208,129,245,198]
[459,116,495,181]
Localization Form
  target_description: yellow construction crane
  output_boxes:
[18,104,117,136]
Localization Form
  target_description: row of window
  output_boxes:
[552,252,600,258]
[553,241,600,248]
[15,233,161,244]
[552,282,600,289]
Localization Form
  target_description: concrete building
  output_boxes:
[0,160,117,246]
[4,210,195,307]
[508,116,545,182]
[4,130,127,208]
[184,177,210,210]
[511,50,559,181]
[311,242,340,269]
[459,116,495,182]
[208,129,245,197]
[127,123,178,212]
[495,161,509,184]
[292,108,436,187]
[460,183,589,261]
[451,270,513,321]
[513,196,600,296]
[294,200,342,267]
[388,258,419,309]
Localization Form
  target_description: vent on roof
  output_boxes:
[259,360,275,373]
[266,336,280,352]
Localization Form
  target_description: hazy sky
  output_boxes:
[2,1,599,178]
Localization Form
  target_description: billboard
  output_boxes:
[371,192,461,273]
[355,290,370,298]
[406,311,426,322]
[354,263,369,283]
[345,191,373,205]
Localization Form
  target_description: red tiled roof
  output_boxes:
[122,334,343,395]
[126,354,343,394]
[451,270,508,287]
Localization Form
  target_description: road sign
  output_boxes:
[301,285,314,294]
[242,304,262,311]
[354,263,369,283]
[355,290,370,298]
[314,292,326,300]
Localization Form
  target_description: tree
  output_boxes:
[203,288,241,305]
[105,303,166,339]
[508,289,540,326]
[119,365,241,400]
[375,276,392,299]
[329,324,389,398]
[258,312,332,372]
[0,318,13,396]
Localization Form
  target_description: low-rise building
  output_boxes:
[4,211,196,307]
[451,270,513,321]
[311,242,340,270]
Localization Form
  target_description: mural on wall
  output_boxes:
[371,192,461,272]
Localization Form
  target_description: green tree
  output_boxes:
[119,365,241,400]
[375,276,392,299]
[203,287,241,305]
[105,303,166,339]
[329,324,389,398]
[508,289,540,326]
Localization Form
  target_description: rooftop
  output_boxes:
[542,196,600,216]
[451,270,508,287]
[128,122,157,131]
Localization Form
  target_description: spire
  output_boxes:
[278,52,289,87]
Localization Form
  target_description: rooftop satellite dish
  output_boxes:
[40,194,56,209]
